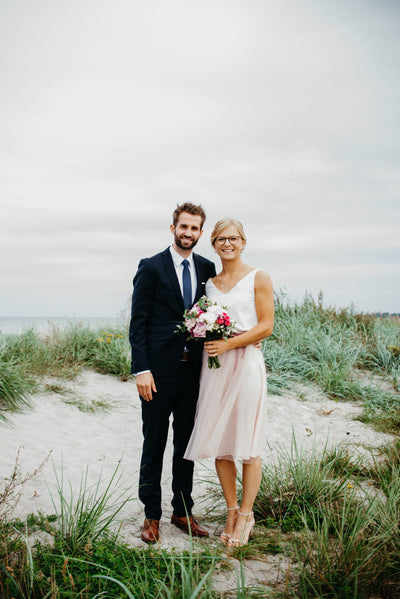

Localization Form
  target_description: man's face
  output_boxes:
[170,212,203,251]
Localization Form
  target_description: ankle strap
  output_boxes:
[227,505,239,511]
[238,510,253,517]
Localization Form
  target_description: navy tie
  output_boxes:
[182,259,192,310]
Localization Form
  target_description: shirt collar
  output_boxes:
[169,245,195,268]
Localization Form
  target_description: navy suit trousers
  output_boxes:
[138,360,200,520]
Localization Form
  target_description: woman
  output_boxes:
[184,218,274,547]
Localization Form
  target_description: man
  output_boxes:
[129,203,216,543]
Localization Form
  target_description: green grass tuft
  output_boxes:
[263,293,400,433]
[0,323,131,418]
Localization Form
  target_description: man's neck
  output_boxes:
[172,243,193,260]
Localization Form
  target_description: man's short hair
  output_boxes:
[172,203,206,229]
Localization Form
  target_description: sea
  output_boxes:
[0,316,125,335]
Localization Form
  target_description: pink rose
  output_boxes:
[217,317,224,325]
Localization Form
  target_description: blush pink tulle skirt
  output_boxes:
[184,345,267,462]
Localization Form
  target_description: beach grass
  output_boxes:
[263,293,400,433]
[0,464,220,598]
[1,295,399,427]
[252,437,357,533]
[0,323,131,418]
[1,295,400,596]
[210,436,400,597]
[1,437,400,597]
[1,295,399,429]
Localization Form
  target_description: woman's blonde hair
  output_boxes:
[210,218,247,246]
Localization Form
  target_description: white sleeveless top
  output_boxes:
[206,269,259,333]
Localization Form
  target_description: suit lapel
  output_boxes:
[193,254,208,301]
[161,249,185,309]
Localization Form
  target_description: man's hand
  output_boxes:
[136,372,157,402]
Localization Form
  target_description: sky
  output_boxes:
[1,0,399,317]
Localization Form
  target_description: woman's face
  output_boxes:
[213,225,245,260]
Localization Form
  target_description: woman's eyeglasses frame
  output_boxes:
[214,236,242,246]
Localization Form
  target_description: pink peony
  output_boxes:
[192,321,207,338]
[185,318,196,331]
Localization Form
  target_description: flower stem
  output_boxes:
[208,356,221,369]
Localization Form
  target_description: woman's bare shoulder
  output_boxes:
[254,269,273,290]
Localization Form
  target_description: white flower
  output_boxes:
[200,310,218,325]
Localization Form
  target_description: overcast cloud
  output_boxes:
[1,0,399,317]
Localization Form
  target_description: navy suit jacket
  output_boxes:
[129,248,216,377]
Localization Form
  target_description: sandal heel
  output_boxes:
[220,506,239,545]
[227,511,255,547]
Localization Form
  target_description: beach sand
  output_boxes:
[0,370,394,591]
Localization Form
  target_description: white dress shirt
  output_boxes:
[169,245,197,304]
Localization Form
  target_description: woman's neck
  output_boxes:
[220,258,246,276]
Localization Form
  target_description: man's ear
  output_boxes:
[170,224,175,234]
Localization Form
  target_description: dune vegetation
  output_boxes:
[264,293,400,433]
[0,323,131,421]
[1,295,399,597]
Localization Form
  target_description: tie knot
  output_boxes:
[182,259,189,268]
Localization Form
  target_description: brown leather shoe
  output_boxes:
[141,518,160,544]
[171,514,209,538]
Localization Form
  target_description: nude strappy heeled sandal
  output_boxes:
[227,510,255,547]
[219,506,239,544]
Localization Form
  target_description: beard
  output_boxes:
[174,233,200,251]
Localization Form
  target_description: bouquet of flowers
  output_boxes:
[176,295,236,369]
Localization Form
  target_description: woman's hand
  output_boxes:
[205,338,261,356]
[204,338,230,357]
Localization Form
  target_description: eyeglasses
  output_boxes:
[215,236,241,246]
